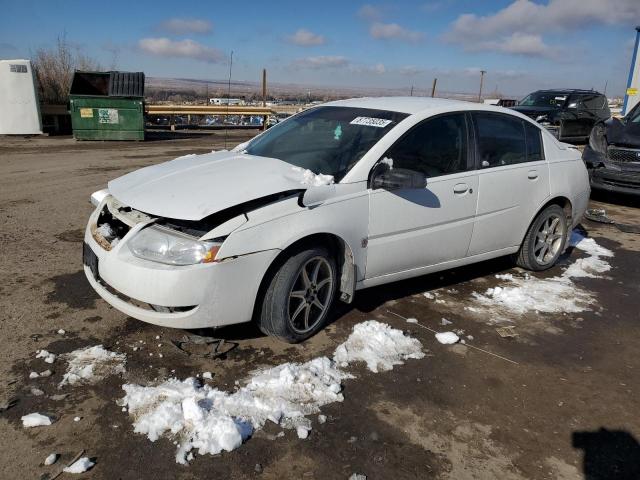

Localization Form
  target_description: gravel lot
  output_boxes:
[0,131,639,479]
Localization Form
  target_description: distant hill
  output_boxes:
[145,76,482,103]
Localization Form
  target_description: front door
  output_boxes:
[366,113,479,279]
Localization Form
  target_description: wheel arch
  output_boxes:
[251,232,357,323]
[521,196,573,247]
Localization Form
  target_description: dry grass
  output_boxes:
[32,34,101,104]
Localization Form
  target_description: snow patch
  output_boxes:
[471,231,613,316]
[121,321,423,464]
[36,350,56,364]
[59,345,126,387]
[333,320,425,373]
[435,332,460,345]
[63,457,95,473]
[96,223,114,239]
[291,166,334,187]
[21,413,53,427]
[44,453,58,465]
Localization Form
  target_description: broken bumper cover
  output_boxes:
[584,146,640,196]
[83,226,279,329]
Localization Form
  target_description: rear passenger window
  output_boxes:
[474,113,526,167]
[524,122,544,162]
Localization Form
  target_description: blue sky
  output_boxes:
[1,0,638,97]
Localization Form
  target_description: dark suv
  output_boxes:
[583,101,640,196]
[511,89,610,143]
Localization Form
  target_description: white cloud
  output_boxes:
[157,18,212,35]
[357,4,383,21]
[370,22,424,42]
[444,0,640,57]
[138,38,224,63]
[399,65,424,76]
[351,63,386,74]
[286,29,326,46]
[293,55,350,69]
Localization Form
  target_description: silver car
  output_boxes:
[83,97,590,342]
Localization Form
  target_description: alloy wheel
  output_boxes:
[287,256,334,334]
[534,214,565,266]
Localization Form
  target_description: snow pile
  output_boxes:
[21,413,53,428]
[121,321,423,464]
[435,332,459,345]
[63,457,95,473]
[333,320,424,372]
[291,166,334,187]
[122,357,347,463]
[471,231,613,316]
[35,350,56,364]
[59,345,126,387]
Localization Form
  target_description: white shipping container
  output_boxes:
[0,59,42,135]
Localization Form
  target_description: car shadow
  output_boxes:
[591,189,640,208]
[201,254,516,343]
[573,427,640,480]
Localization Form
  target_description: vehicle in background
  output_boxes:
[483,98,517,108]
[83,97,589,343]
[511,89,610,143]
[583,101,640,196]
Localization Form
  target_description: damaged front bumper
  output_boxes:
[83,198,279,329]
[583,146,640,196]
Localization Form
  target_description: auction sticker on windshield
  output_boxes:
[350,116,393,128]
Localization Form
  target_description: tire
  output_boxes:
[258,245,338,343]
[516,204,568,271]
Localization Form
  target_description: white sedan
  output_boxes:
[83,97,590,342]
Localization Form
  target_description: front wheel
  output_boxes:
[516,204,568,271]
[258,246,337,343]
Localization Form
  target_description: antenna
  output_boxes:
[224,50,234,150]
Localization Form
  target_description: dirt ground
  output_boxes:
[0,131,639,480]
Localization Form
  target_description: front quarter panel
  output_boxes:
[217,184,369,281]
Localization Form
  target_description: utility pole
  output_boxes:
[431,78,438,98]
[478,70,486,102]
[224,50,233,149]
[262,68,268,131]
[410,85,414,97]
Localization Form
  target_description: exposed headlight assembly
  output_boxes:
[128,225,222,266]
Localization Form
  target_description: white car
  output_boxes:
[83,97,590,342]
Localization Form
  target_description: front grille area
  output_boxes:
[607,146,640,164]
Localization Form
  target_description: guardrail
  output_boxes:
[145,105,275,116]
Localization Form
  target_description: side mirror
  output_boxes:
[371,162,426,190]
[301,184,336,207]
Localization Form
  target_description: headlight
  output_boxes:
[128,226,222,266]
[588,123,607,155]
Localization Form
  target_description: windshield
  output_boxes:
[626,103,640,123]
[519,92,567,108]
[245,106,408,181]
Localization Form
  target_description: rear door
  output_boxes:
[365,113,479,278]
[468,112,550,256]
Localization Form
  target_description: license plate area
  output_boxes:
[83,242,99,280]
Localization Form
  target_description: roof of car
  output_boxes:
[322,96,480,115]
[532,89,603,95]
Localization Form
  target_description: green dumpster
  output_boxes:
[69,71,145,141]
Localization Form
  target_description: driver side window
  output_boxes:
[383,113,469,177]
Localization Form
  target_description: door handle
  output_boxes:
[453,183,469,194]
[527,170,539,180]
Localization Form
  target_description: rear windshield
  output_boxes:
[245,106,408,181]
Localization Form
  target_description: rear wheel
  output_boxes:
[258,246,337,343]
[516,204,568,271]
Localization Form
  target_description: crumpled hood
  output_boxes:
[108,151,307,220]
[605,117,640,149]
